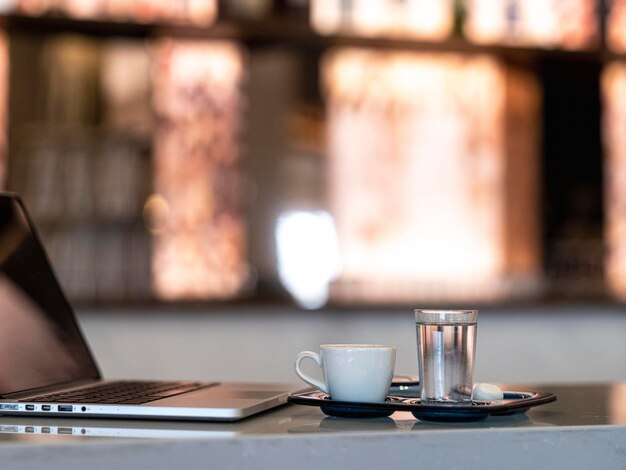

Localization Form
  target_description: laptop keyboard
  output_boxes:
[20,380,212,405]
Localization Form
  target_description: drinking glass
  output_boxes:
[414,309,478,403]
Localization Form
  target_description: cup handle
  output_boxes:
[294,351,328,394]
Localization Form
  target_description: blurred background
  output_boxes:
[1,0,623,311]
[1,0,626,385]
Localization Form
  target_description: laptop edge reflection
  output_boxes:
[0,192,295,421]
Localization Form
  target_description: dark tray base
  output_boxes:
[288,390,557,422]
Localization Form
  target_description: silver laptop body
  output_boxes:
[0,193,295,421]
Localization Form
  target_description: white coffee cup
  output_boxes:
[294,344,396,403]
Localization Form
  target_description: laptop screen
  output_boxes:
[0,194,100,396]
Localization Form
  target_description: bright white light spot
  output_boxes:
[275,211,341,309]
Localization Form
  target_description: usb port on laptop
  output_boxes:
[57,405,73,412]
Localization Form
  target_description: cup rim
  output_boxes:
[320,343,396,350]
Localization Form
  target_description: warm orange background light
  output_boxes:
[464,0,597,50]
[323,49,541,303]
[310,0,454,40]
[603,63,626,299]
[151,40,248,301]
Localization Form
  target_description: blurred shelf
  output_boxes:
[0,12,160,38]
[0,12,611,63]
[0,10,615,308]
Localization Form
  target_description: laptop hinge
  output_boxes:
[2,379,100,400]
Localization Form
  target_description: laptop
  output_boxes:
[0,405,297,440]
[0,192,297,421]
